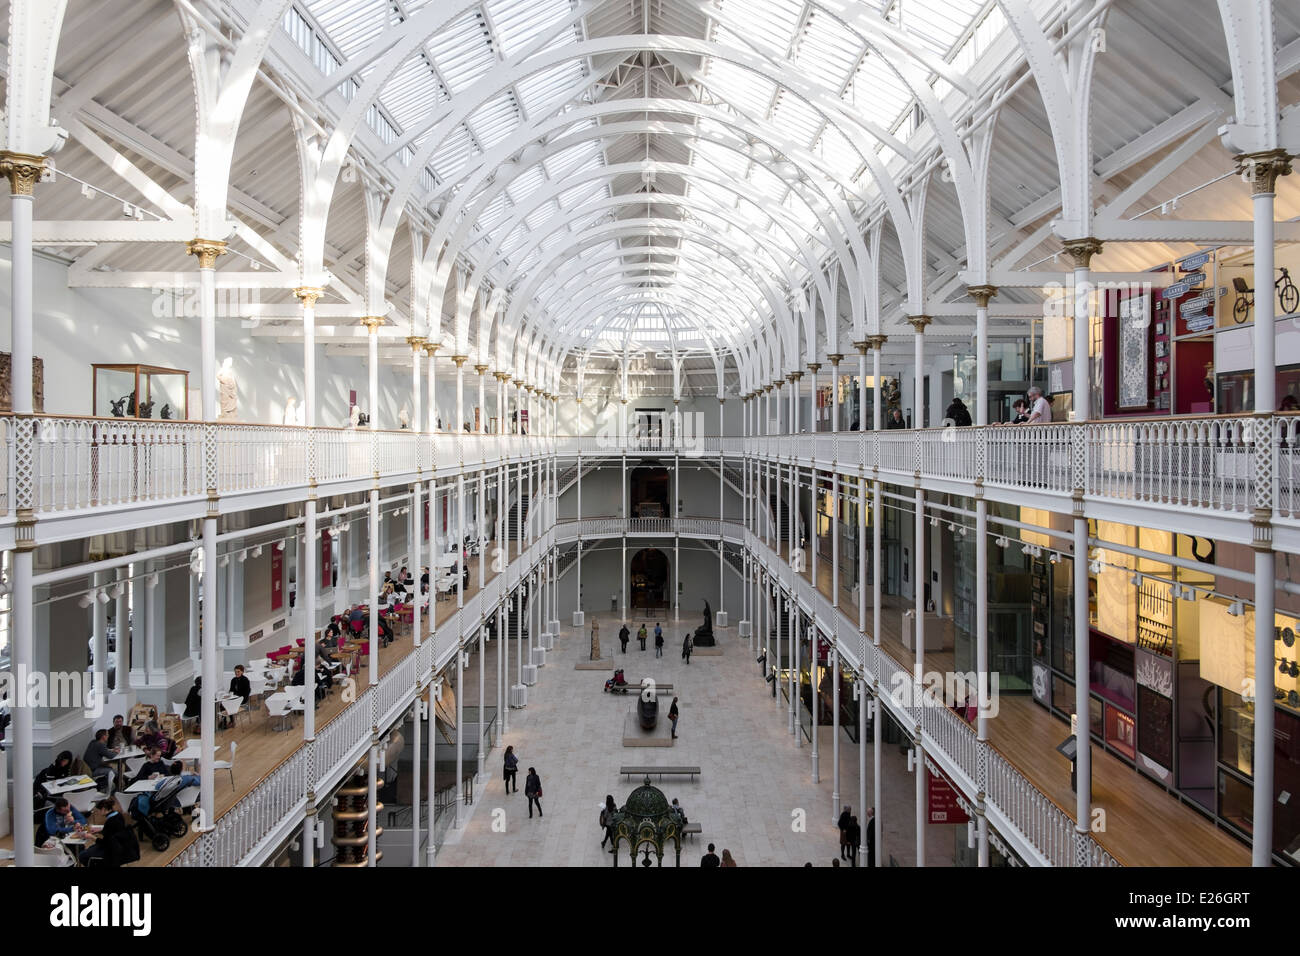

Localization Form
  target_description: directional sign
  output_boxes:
[1161,281,1190,300]
[1178,251,1211,272]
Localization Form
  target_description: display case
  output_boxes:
[93,364,189,420]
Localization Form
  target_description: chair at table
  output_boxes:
[66,788,100,814]
[211,741,237,790]
[265,694,292,732]
[171,701,197,736]
[220,695,249,729]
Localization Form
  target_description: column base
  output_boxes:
[572,611,585,627]
[530,647,547,667]
[716,611,729,627]
[549,619,561,635]
[522,664,538,685]
[738,620,751,637]
[509,684,528,708]
[539,632,555,651]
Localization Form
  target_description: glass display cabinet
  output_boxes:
[92,364,189,420]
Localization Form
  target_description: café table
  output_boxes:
[41,775,97,797]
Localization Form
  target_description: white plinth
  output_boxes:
[522,663,538,685]
[540,632,554,651]
[509,683,528,708]
[549,619,561,636]
[531,647,547,667]
[573,611,585,627]
[716,611,729,627]
[738,620,752,637]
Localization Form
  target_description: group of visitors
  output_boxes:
[699,843,737,866]
[617,621,666,654]
[502,745,543,818]
[836,805,876,867]
[863,385,1056,430]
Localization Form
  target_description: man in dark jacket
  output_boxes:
[701,843,721,867]
[864,807,876,867]
[618,623,630,653]
[83,729,118,792]
[886,408,907,429]
[79,798,140,867]
[945,397,972,426]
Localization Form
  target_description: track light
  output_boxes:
[1021,544,1031,555]
[1130,573,1141,586]
[146,573,159,589]
[1088,559,1102,574]
[252,545,263,558]
[929,516,939,527]
[1049,553,1059,565]
[78,593,95,608]
[275,541,285,552]
[995,536,1008,549]
[236,551,248,563]
[109,584,124,600]
[219,554,230,568]
[0,580,10,597]
[1227,600,1244,617]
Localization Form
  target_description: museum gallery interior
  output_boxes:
[0,0,1297,870]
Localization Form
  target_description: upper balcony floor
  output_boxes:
[0,412,1296,550]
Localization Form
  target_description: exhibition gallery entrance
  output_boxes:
[630,548,668,610]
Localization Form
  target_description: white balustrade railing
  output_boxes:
[215,426,310,494]
[29,417,203,512]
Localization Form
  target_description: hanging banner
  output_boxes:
[321,530,333,591]
[271,546,284,611]
[927,768,970,824]
[424,498,430,541]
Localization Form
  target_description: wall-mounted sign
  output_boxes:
[271,546,284,611]
[927,768,970,825]
[1186,314,1215,333]
[1178,251,1212,272]
[1181,270,1207,287]
[1161,281,1190,300]
[1180,294,1211,316]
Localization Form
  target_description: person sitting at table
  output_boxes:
[106,714,133,751]
[348,605,366,636]
[394,568,408,596]
[315,637,337,666]
[461,561,470,592]
[43,797,87,839]
[228,665,251,706]
[130,747,175,785]
[314,661,333,702]
[382,570,394,591]
[379,582,396,609]
[78,797,140,868]
[325,618,343,642]
[183,676,203,727]
[83,729,118,792]
[35,750,78,793]
[134,721,175,758]
[420,566,430,594]
[376,613,394,647]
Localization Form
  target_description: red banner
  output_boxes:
[321,530,333,590]
[424,499,430,541]
[927,768,969,825]
[271,546,284,611]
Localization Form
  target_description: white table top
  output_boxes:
[42,776,97,795]
[109,746,146,762]
[170,742,222,763]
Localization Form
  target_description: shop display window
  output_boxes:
[1218,687,1254,777]
[1219,770,1253,837]
[92,364,189,420]
[1105,704,1136,761]
[1138,685,1173,774]
[1051,675,1075,721]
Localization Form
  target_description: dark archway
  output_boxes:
[630,548,669,610]
[629,464,669,518]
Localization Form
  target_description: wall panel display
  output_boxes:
[1138,685,1173,779]
[1118,294,1151,409]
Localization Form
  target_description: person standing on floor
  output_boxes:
[619,622,630,654]
[637,623,647,651]
[837,804,852,860]
[720,848,737,867]
[503,745,519,793]
[846,815,861,867]
[525,767,543,818]
[668,696,680,739]
[864,807,876,867]
[600,794,617,850]
[701,843,720,867]
[681,632,693,664]
[654,626,664,657]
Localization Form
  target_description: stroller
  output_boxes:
[129,776,191,852]
[603,669,629,694]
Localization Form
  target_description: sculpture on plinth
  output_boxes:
[216,357,237,421]
[692,599,715,647]
[590,618,601,660]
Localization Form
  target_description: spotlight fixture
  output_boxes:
[1021,544,1031,555]
[1049,553,1060,564]
[78,593,95,608]
[109,584,124,600]
[252,545,263,558]
[1227,600,1245,617]
[275,541,285,552]
[995,536,1009,549]
[219,555,230,568]
[98,589,112,605]
[146,572,159,589]
[929,516,939,527]
[1130,573,1141,586]
[236,551,248,563]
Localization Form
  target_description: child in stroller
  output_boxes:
[130,768,198,852]
[603,668,629,694]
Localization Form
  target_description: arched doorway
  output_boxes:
[630,548,669,610]
[629,465,670,518]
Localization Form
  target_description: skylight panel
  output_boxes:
[381,57,448,131]
[476,191,511,234]
[846,52,912,132]
[303,0,391,58]
[467,92,521,151]
[429,123,477,184]
[769,93,822,150]
[486,0,575,59]
[544,141,604,181]
[714,0,803,49]
[506,164,546,206]
[524,203,556,233]
[516,61,587,117]
[899,0,987,55]
[692,139,749,181]
[794,10,863,94]
[700,58,776,121]
[428,11,497,94]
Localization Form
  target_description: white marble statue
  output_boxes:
[216,356,237,421]
[399,404,411,429]
[283,396,299,426]
[349,404,361,429]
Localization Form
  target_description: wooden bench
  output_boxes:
[682,823,702,841]
[620,765,701,782]
[604,682,674,695]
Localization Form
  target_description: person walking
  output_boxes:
[618,623,630,654]
[720,848,738,867]
[837,804,852,860]
[600,794,617,850]
[668,696,680,739]
[654,625,664,657]
[681,632,693,664]
[502,745,519,793]
[525,767,543,818]
[701,843,720,867]
[637,623,648,651]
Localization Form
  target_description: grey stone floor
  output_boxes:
[438,613,959,867]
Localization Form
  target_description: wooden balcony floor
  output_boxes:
[768,539,1250,867]
[2,540,524,866]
